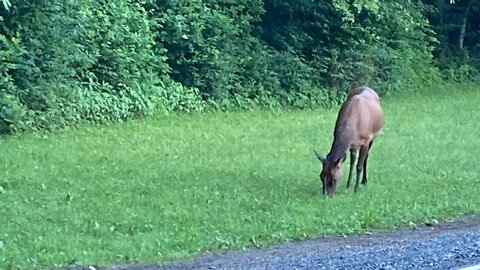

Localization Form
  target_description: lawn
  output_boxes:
[1,84,479,269]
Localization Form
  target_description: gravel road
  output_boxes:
[71,215,480,270]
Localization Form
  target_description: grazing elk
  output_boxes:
[314,86,384,195]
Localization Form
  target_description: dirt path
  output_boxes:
[70,215,480,270]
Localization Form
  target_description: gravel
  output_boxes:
[70,215,480,270]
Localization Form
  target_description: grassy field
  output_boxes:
[1,84,479,269]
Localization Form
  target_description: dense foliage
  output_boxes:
[0,0,478,134]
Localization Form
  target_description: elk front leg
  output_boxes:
[347,149,356,189]
[362,141,373,185]
[355,144,370,193]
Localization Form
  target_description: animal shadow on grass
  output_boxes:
[299,178,368,198]
[291,180,331,197]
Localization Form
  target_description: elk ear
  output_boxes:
[334,154,345,167]
[314,150,326,163]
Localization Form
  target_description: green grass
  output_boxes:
[1,84,479,269]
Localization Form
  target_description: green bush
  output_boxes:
[0,0,478,136]
[158,80,206,113]
[260,0,442,97]
[0,0,174,134]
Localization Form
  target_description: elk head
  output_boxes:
[314,150,344,196]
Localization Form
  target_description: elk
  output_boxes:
[314,86,384,196]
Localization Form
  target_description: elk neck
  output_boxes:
[325,128,354,164]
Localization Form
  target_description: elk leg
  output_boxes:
[355,144,370,193]
[346,149,356,189]
[362,141,373,185]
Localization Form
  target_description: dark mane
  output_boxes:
[326,131,352,163]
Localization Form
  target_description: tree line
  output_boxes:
[0,0,478,135]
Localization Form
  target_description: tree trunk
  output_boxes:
[458,0,471,50]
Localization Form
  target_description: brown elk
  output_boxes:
[314,86,384,195]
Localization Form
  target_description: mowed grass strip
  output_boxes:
[0,84,479,269]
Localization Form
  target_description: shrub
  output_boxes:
[0,0,171,134]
